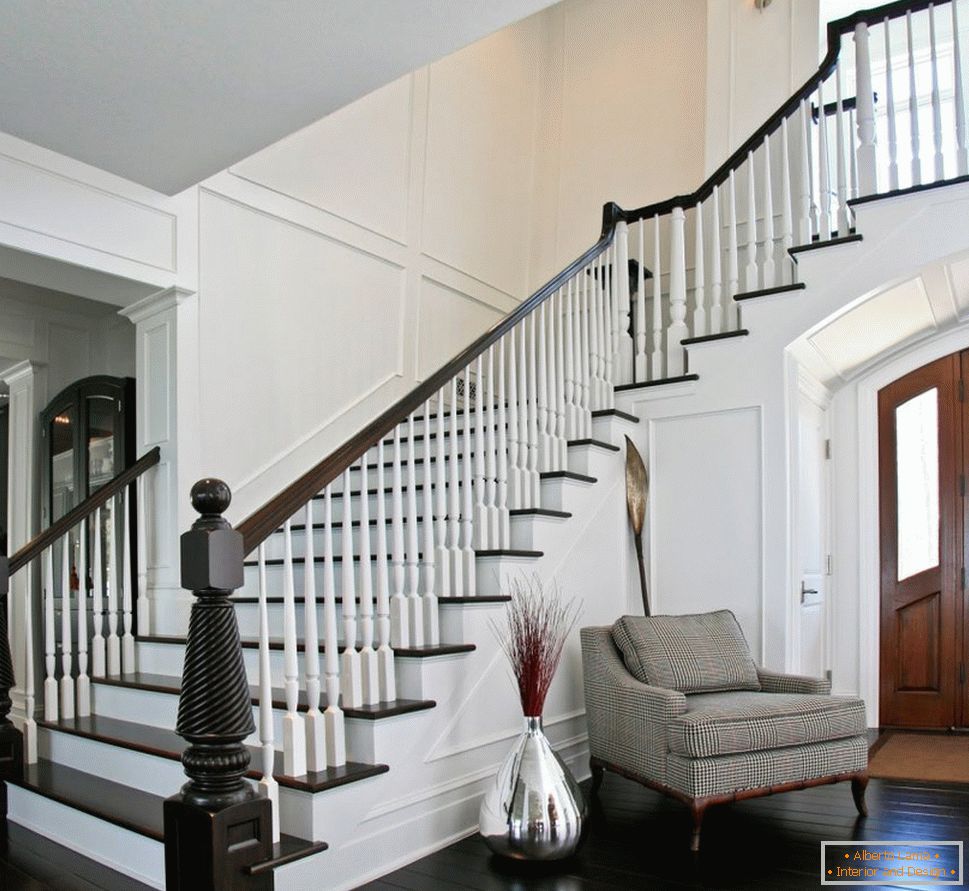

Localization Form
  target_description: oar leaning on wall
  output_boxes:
[624,435,650,617]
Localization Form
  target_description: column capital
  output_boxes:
[0,360,46,390]
[120,286,196,326]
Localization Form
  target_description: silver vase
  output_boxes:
[479,716,586,861]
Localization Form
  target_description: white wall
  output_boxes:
[705,0,820,175]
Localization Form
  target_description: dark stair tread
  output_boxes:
[437,595,512,604]
[475,549,542,558]
[591,408,640,423]
[848,173,969,207]
[788,233,863,259]
[248,835,328,875]
[566,438,620,451]
[393,643,476,657]
[681,329,749,346]
[508,508,572,518]
[539,470,596,483]
[92,670,436,724]
[243,547,536,567]
[615,374,699,392]
[38,714,389,794]
[9,758,164,841]
[733,282,806,302]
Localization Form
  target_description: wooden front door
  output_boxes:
[878,352,964,728]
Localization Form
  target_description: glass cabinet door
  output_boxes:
[49,406,76,523]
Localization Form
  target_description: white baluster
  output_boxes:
[91,508,105,677]
[343,467,364,701]
[121,488,134,673]
[818,77,833,238]
[404,416,423,646]
[553,290,569,462]
[599,255,611,400]
[727,171,740,306]
[257,543,281,842]
[282,518,306,777]
[105,501,120,675]
[374,439,395,701]
[391,425,410,638]
[447,382,464,592]
[929,2,945,181]
[472,356,488,548]
[461,369,477,595]
[23,557,35,762]
[322,487,346,766]
[693,201,706,338]
[517,322,535,507]
[433,389,451,595]
[589,263,602,398]
[485,346,502,539]
[798,99,814,244]
[136,474,149,636]
[536,303,551,468]
[884,17,900,190]
[579,270,593,436]
[744,152,758,291]
[526,313,540,504]
[834,59,850,235]
[710,185,723,333]
[60,534,74,719]
[849,107,859,199]
[667,207,688,376]
[908,10,923,186]
[780,117,794,278]
[495,339,511,550]
[564,280,578,436]
[43,547,57,721]
[76,518,90,717]
[303,500,327,763]
[953,0,969,176]
[421,399,439,644]
[546,292,561,459]
[854,21,878,196]
[602,251,615,400]
[357,454,378,706]
[651,215,664,380]
[762,135,776,289]
[635,221,648,377]
[506,327,523,508]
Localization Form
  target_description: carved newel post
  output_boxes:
[163,480,272,890]
[0,554,24,822]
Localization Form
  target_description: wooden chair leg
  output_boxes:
[851,772,869,817]
[689,801,707,852]
[590,760,605,799]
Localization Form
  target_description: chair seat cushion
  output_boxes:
[612,610,760,694]
[667,690,868,759]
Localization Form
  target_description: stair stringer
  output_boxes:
[615,179,969,681]
[275,438,630,890]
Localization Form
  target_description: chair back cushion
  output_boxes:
[611,610,761,693]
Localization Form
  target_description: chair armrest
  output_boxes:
[757,667,831,695]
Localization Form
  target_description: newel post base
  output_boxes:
[0,557,23,798]
[163,481,272,890]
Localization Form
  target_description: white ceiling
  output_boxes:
[0,0,557,195]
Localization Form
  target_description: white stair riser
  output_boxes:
[592,414,639,443]
[474,554,549,596]
[7,786,165,890]
[538,475,596,512]
[509,513,570,551]
[567,444,617,478]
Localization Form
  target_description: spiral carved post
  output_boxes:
[0,553,24,821]
[163,481,272,890]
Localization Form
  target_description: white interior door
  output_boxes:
[797,391,830,678]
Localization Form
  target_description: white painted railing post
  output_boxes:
[579,269,593,436]
[76,518,90,717]
[693,201,706,338]
[256,543,280,843]
[136,474,149,636]
[357,453,379,707]
[91,510,105,678]
[883,18,900,190]
[564,281,578,436]
[322,487,346,766]
[391,425,410,637]
[473,356,488,547]
[797,99,814,245]
[761,134,776,289]
[431,389,450,597]
[447,382,464,593]
[495,338,511,550]
[303,499,328,764]
[421,399,440,644]
[281,518,307,777]
[526,314,540,504]
[341,469,365,699]
[744,152,758,292]
[106,508,120,676]
[817,78,833,238]
[651,215,664,380]
[43,547,57,721]
[506,327,523,508]
[615,221,632,388]
[23,557,35,762]
[536,303,552,468]
[461,368,477,595]
[854,21,878,196]
[485,348,501,540]
[121,488,135,673]
[59,535,74,719]
[404,415,423,646]
[374,439,396,701]
[667,207,689,375]
[834,60,850,236]
[546,293,561,457]
[907,10,923,186]
[635,221,648,376]
[710,185,723,334]
[954,0,969,176]
[780,117,794,277]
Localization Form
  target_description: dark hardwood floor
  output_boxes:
[360,773,969,890]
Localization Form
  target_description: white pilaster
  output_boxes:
[119,286,197,636]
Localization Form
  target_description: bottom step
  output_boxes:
[6,758,324,888]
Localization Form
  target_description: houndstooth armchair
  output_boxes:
[581,611,869,851]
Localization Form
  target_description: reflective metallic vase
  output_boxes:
[479,716,586,860]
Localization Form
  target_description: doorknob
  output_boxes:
[800,581,819,604]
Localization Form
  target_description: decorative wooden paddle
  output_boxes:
[624,435,650,616]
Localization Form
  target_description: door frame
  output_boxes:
[857,328,969,727]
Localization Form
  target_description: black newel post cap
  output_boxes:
[180,479,244,592]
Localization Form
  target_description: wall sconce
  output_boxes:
[755,0,773,9]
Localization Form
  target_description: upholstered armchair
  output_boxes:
[581,611,869,850]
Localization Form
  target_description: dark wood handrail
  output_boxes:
[236,219,619,554]
[238,0,941,556]
[8,446,161,575]
[617,0,942,223]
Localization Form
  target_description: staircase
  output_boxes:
[2,0,969,887]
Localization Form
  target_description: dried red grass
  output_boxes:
[493,575,580,717]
